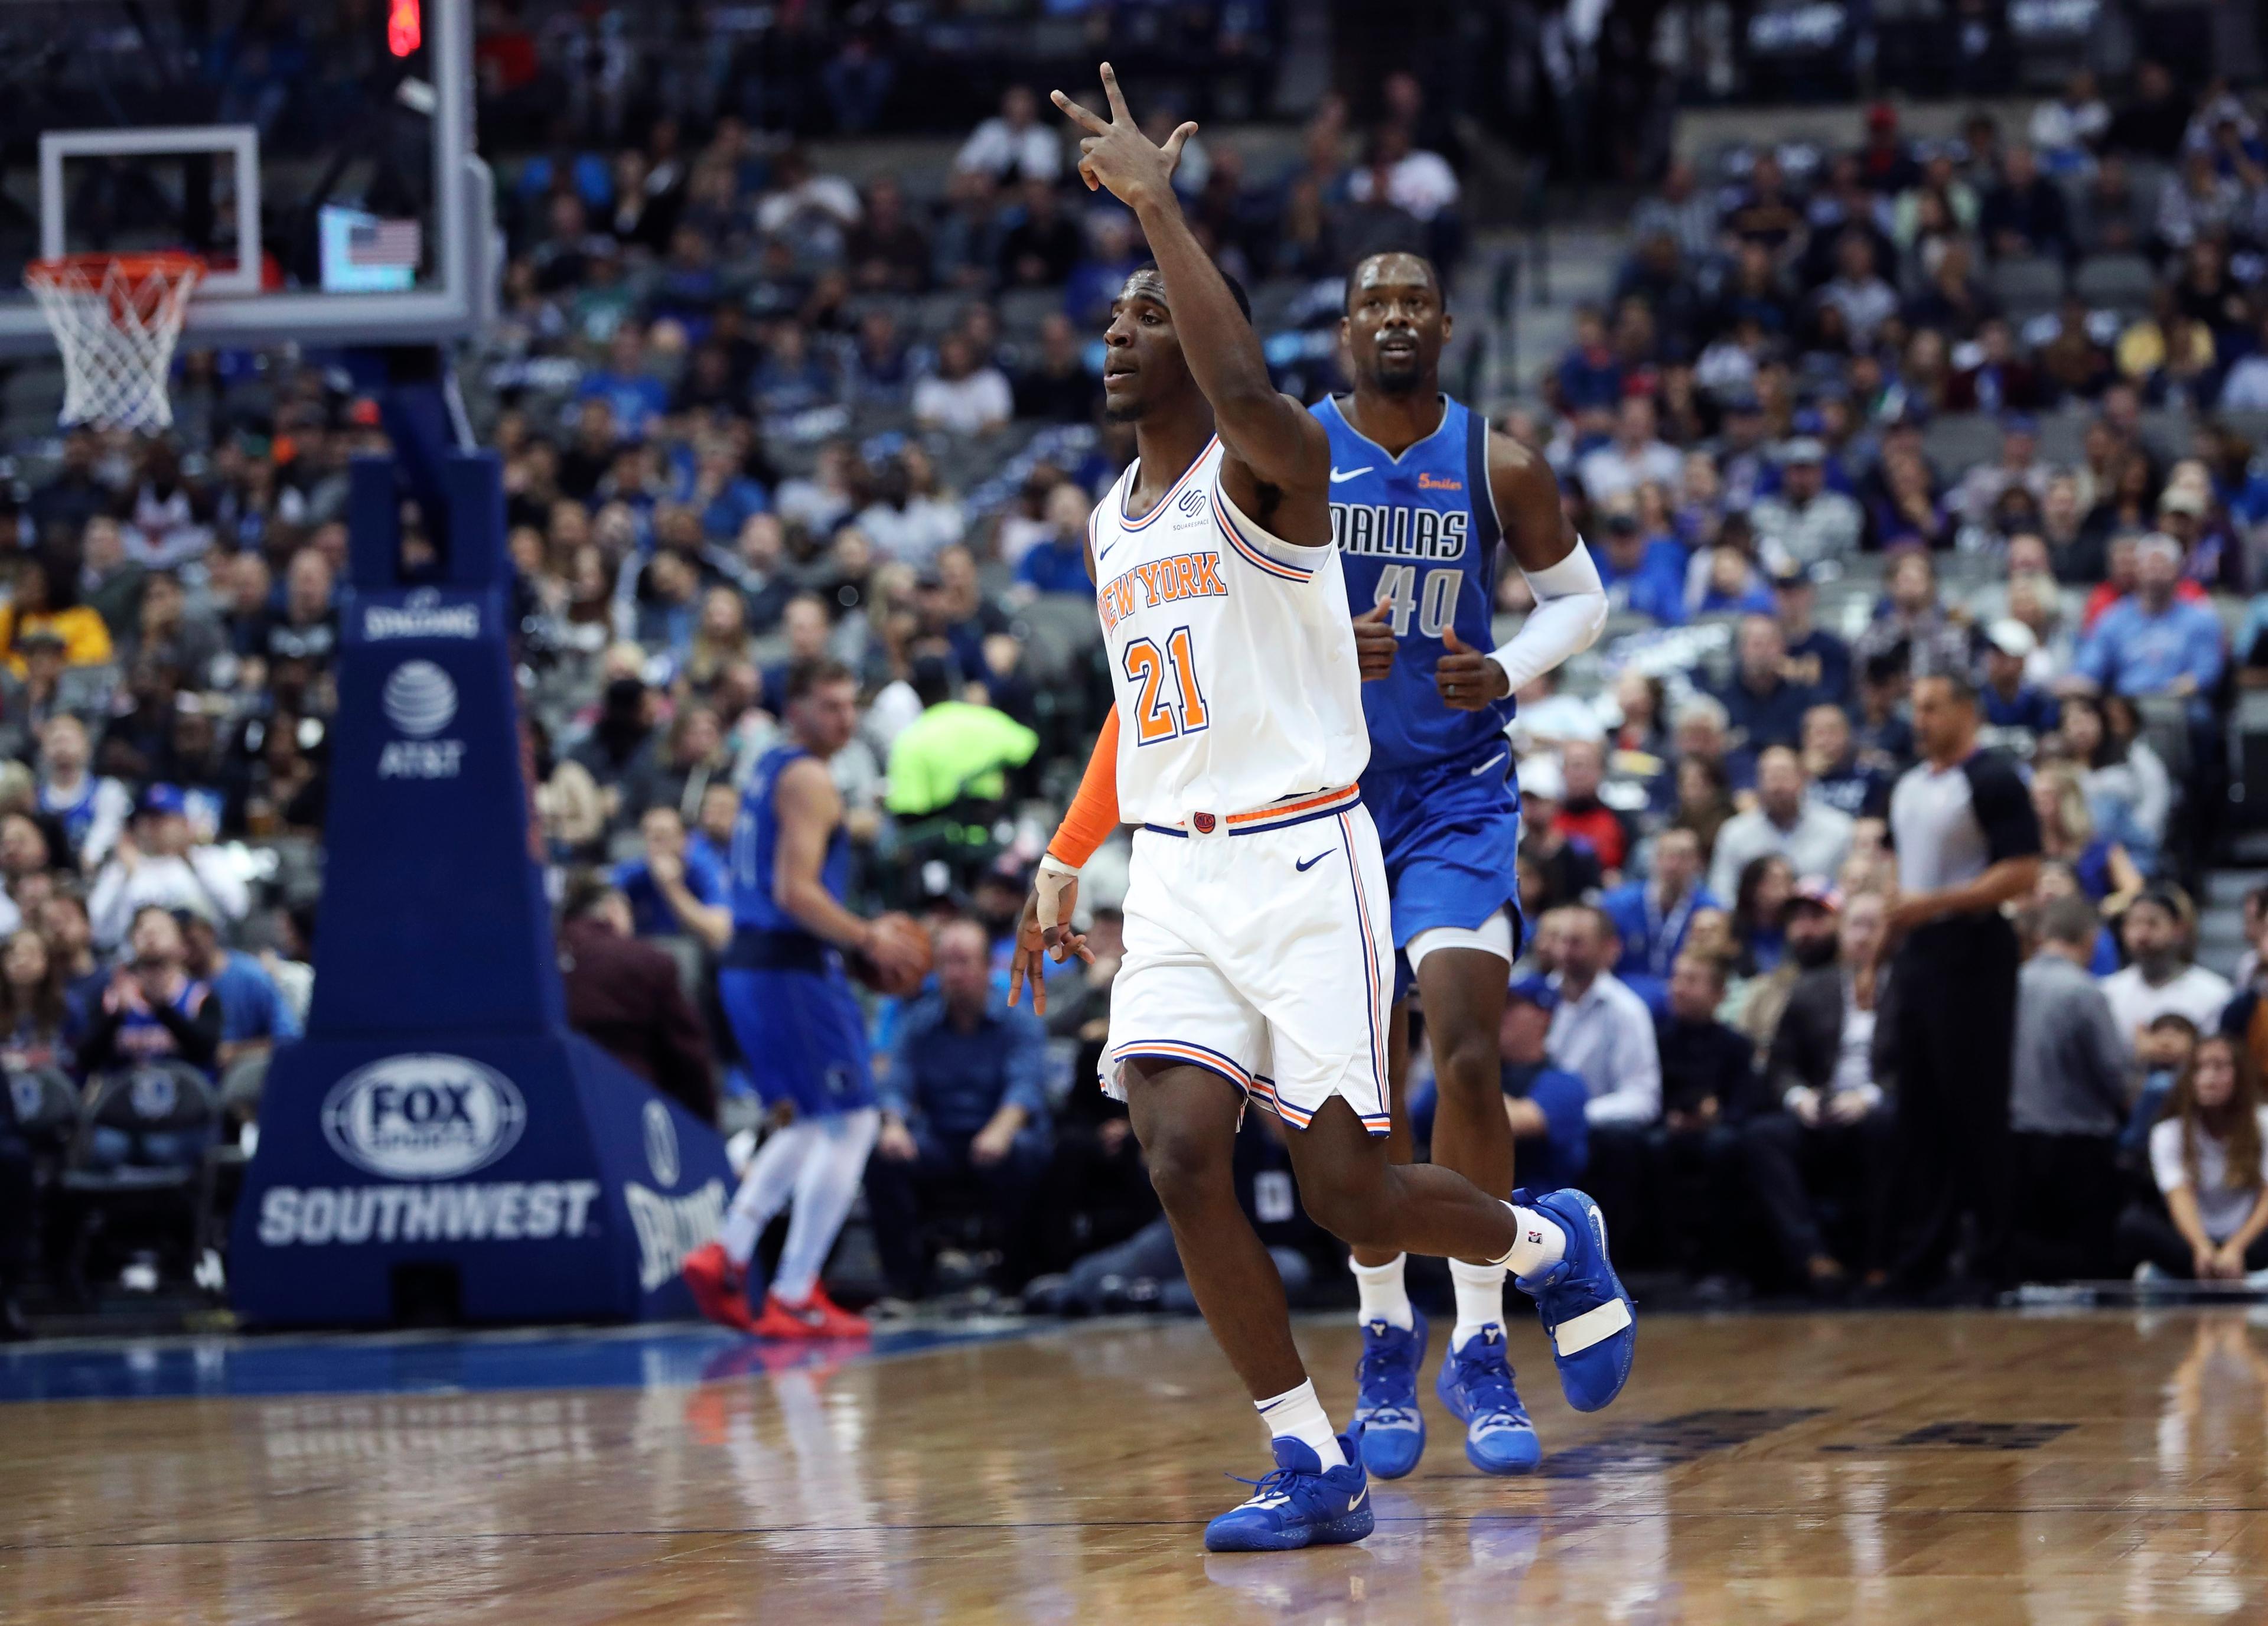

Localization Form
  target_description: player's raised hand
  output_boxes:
[1433,623,1511,711]
[1351,602,1397,682]
[1052,64,1198,210]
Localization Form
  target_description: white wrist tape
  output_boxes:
[1037,852,1081,880]
[1486,540,1608,695]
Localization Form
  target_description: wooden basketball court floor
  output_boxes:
[2,1307,2265,1625]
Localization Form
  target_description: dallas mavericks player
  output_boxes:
[1320,251,1622,1478]
[681,658,927,1339]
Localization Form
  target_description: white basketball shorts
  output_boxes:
[1102,786,1393,1136]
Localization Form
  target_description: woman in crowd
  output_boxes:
[1730,854,1795,978]
[2060,693,2171,868]
[2031,761,2144,914]
[2117,1034,2268,1280]
[0,928,69,1076]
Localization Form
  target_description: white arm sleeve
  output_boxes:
[1485,540,1609,695]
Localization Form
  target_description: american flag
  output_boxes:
[348,218,422,270]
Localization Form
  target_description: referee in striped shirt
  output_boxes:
[1882,669,2043,1295]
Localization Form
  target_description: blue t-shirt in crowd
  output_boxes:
[2076,597,2226,699]
[1784,627,1852,703]
[209,952,301,1046]
[612,843,729,937]
[1982,682,2061,735]
[1598,539,1690,625]
[1018,536,1092,596]
[577,370,672,438]
[1501,1060,1591,1192]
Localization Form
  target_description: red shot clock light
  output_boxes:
[387,0,421,57]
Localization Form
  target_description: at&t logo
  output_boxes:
[378,659,466,780]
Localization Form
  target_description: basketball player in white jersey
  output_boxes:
[1009,67,1634,1552]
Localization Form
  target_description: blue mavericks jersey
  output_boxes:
[729,743,850,935]
[1315,394,1512,773]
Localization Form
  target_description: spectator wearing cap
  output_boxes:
[1751,440,1863,569]
[1707,745,1854,904]
[2070,532,2225,725]
[1592,497,1687,625]
[2008,894,2132,1282]
[86,785,250,952]
[1882,670,2044,1292]
[1513,754,1602,914]
[1745,887,1898,1293]
[1489,975,1591,1194]
[2101,886,2233,1057]
[1577,397,1682,506]
[557,878,716,1125]
[1772,562,1851,705]
[1718,615,1822,755]
[1979,620,2058,751]
[1601,826,1719,1005]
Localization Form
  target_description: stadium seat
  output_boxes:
[54,1063,218,1302]
[2073,254,2158,310]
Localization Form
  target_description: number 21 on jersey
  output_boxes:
[1123,625,1209,743]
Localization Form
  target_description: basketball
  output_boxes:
[855,911,933,998]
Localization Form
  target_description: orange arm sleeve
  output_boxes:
[1044,708,1121,868]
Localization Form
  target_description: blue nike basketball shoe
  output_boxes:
[1204,1433,1375,1553]
[1350,1309,1427,1478]
[1433,1323,1542,1474]
[1513,1187,1637,1412]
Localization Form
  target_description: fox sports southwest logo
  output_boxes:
[321,1054,527,1180]
[382,660,458,737]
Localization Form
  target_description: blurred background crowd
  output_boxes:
[10,0,2268,1333]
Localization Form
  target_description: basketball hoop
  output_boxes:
[24,252,203,433]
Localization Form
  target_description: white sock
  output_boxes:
[1493,1203,1568,1281]
[719,1120,817,1266]
[1254,1379,1347,1471]
[1349,1252,1413,1330]
[770,1107,880,1303]
[1449,1258,1507,1351]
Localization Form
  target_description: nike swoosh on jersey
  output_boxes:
[1295,851,1330,872]
[1329,467,1374,483]
[1471,751,1509,777]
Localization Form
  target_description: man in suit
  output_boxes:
[558,876,717,1124]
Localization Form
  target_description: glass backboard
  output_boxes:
[0,0,492,356]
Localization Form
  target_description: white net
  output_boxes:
[24,256,203,433]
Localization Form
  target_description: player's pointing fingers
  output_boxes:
[1051,89,1110,136]
[1161,120,1200,172]
[1100,61,1132,122]
[1439,623,1467,651]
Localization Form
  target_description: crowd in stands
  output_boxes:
[18,44,2268,1334]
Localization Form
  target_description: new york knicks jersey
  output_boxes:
[1090,436,1368,826]
[729,742,849,937]
[1314,394,1513,773]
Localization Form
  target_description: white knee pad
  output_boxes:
[1407,913,1514,974]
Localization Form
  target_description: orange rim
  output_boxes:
[25,252,204,287]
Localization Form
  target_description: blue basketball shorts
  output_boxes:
[717,965,878,1119]
[1362,741,1524,1004]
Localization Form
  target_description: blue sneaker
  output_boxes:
[1351,1309,1427,1478]
[1203,1433,1375,1553]
[1513,1187,1636,1413]
[1433,1324,1542,1474]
